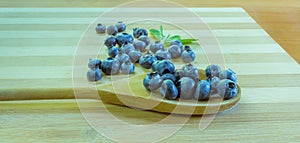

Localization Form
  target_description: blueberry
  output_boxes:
[160,79,178,100]
[194,80,211,100]
[151,60,160,71]
[174,69,184,81]
[133,40,147,52]
[108,46,119,58]
[87,68,102,81]
[121,61,135,74]
[207,76,220,95]
[150,41,164,54]
[155,60,175,76]
[115,52,130,64]
[104,36,117,48]
[128,50,142,63]
[182,63,199,80]
[138,35,150,46]
[181,46,195,63]
[161,73,176,83]
[184,45,192,51]
[176,77,196,99]
[170,40,183,48]
[205,64,221,78]
[139,52,157,69]
[116,33,134,47]
[155,49,171,60]
[101,57,120,75]
[106,25,118,36]
[133,28,148,38]
[219,69,237,82]
[116,21,126,32]
[216,79,238,100]
[120,42,135,54]
[143,72,163,91]
[88,59,101,69]
[95,23,106,34]
[168,45,182,59]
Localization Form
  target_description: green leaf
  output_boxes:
[160,25,164,37]
[180,38,198,44]
[149,29,162,40]
[169,35,181,41]
[166,34,171,39]
[150,25,198,45]
[149,29,161,36]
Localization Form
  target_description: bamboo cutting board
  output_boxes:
[1,7,300,142]
[0,7,298,101]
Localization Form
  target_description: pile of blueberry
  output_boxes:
[89,21,238,101]
[87,21,196,81]
[143,63,238,100]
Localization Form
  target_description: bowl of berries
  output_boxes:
[87,21,241,115]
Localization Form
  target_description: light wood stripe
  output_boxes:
[0,56,76,67]
[0,8,246,13]
[0,38,80,46]
[0,17,256,24]
[223,53,296,63]
[0,12,250,18]
[219,44,285,53]
[0,78,73,89]
[238,74,300,87]
[0,31,85,38]
[0,46,77,56]
[240,87,300,103]
[0,29,270,38]
[0,66,73,79]
[0,23,262,31]
[226,63,300,75]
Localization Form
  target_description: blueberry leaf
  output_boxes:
[149,29,162,40]
[180,38,198,44]
[149,29,161,36]
[169,35,181,41]
[166,34,170,39]
[150,25,198,44]
[160,25,164,37]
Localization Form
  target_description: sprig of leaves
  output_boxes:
[149,25,198,45]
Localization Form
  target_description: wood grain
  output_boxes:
[0,7,298,101]
[1,99,300,143]
[0,1,300,142]
[0,0,299,63]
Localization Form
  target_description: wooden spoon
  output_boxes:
[97,69,241,115]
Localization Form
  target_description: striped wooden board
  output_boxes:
[1,7,300,142]
[1,7,299,102]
